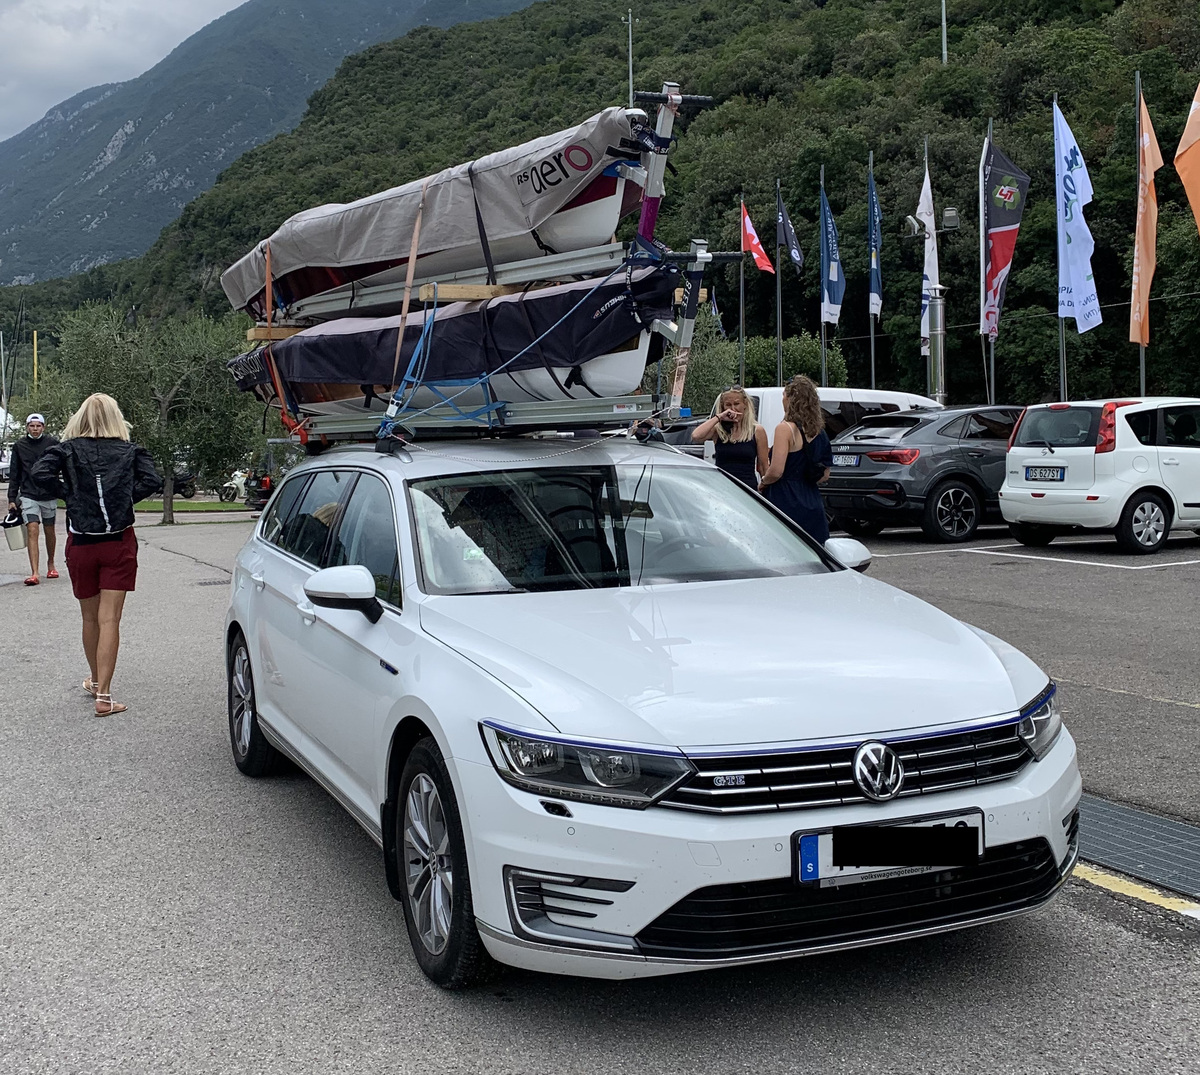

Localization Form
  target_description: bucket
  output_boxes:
[3,510,27,552]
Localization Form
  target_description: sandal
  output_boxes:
[82,678,98,698]
[95,694,128,717]
[23,575,38,586]
[46,567,59,579]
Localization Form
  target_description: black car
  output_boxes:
[822,405,1022,542]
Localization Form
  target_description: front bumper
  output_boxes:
[456,730,1082,979]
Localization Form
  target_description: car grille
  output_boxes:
[635,836,1065,958]
[660,720,1033,814]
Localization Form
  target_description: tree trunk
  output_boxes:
[162,471,175,525]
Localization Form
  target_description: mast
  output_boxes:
[775,177,783,386]
[1135,70,1145,397]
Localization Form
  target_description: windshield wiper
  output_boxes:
[1022,439,1056,453]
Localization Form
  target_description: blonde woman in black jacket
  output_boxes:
[31,393,161,716]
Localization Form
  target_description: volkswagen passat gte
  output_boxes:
[225,437,1081,987]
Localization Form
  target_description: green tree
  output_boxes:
[55,305,259,523]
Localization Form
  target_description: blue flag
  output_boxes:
[868,167,883,316]
[819,186,844,325]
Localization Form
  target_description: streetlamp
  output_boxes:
[621,10,639,108]
[905,208,960,405]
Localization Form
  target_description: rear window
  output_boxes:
[1014,406,1099,448]
[837,415,923,443]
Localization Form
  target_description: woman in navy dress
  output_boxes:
[690,387,768,489]
[759,375,833,543]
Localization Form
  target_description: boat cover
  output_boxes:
[221,108,635,316]
[228,266,676,399]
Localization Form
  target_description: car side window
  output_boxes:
[1124,410,1155,446]
[963,411,1015,441]
[261,474,310,547]
[328,472,401,604]
[1161,406,1200,448]
[938,416,967,439]
[277,469,352,567]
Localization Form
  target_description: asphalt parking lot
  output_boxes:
[1,520,1197,1074]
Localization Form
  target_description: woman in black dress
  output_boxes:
[690,387,768,489]
[759,375,833,543]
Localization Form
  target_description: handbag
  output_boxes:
[3,509,28,552]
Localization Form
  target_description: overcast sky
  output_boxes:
[0,0,246,141]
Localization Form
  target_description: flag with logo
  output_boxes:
[819,187,844,324]
[710,286,726,337]
[868,166,883,317]
[1053,101,1102,333]
[1174,81,1200,235]
[1131,93,1164,346]
[741,202,775,273]
[776,192,804,270]
[979,137,1031,340]
[916,163,939,356]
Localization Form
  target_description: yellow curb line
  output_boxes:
[1075,862,1200,919]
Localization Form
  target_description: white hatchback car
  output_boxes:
[1001,397,1200,553]
[225,437,1080,987]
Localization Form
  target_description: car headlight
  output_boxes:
[480,723,694,808]
[1017,683,1062,760]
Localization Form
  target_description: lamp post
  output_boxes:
[621,9,638,108]
[941,0,948,64]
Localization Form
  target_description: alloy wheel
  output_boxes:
[230,646,254,758]
[1131,501,1166,547]
[935,487,977,539]
[403,773,454,955]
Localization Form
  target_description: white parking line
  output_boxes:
[871,544,1016,559]
[963,548,1200,571]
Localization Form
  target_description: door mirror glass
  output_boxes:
[824,537,872,573]
[304,565,383,623]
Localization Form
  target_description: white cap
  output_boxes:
[26,413,45,426]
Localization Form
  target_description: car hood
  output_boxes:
[417,571,1047,751]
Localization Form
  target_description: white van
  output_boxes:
[747,387,942,446]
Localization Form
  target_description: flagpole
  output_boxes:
[868,151,876,391]
[739,195,746,385]
[1135,70,1146,396]
[776,178,784,386]
[1053,94,1068,402]
[819,167,827,386]
[981,120,992,403]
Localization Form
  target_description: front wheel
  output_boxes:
[218,486,236,503]
[1115,491,1170,553]
[1009,522,1057,547]
[922,480,981,543]
[227,632,280,777]
[396,739,494,989]
[178,482,197,500]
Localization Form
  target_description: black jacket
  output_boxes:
[30,438,162,535]
[6,433,61,503]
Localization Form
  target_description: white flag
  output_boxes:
[916,164,939,357]
[1053,101,1102,333]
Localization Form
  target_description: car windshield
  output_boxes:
[408,464,829,594]
[1015,406,1100,448]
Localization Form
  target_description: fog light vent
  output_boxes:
[502,867,637,952]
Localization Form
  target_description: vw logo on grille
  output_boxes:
[853,741,904,801]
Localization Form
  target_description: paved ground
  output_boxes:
[1,521,1197,1073]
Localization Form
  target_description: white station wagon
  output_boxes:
[225,436,1081,987]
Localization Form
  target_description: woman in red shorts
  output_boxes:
[31,393,161,716]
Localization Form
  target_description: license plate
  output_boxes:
[1025,466,1065,482]
[795,810,983,888]
[832,454,860,467]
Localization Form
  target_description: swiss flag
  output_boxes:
[741,203,775,273]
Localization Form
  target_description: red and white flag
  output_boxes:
[741,203,775,273]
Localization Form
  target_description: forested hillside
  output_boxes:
[0,0,532,284]
[4,0,1200,405]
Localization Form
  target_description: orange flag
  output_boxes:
[741,203,775,273]
[1130,93,1163,346]
[1176,81,1200,235]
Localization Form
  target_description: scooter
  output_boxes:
[219,469,249,503]
[171,471,197,499]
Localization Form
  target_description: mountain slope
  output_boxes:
[0,0,532,284]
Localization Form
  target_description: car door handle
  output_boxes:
[250,572,265,590]
[296,600,316,624]
[966,450,987,457]
[1162,458,1180,466]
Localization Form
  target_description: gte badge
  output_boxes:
[513,143,595,205]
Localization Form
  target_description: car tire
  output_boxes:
[837,518,885,538]
[396,738,495,990]
[1008,522,1056,547]
[922,480,981,543]
[1115,491,1171,554]
[227,632,280,777]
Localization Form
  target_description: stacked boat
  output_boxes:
[224,102,690,421]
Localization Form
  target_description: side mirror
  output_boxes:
[304,564,384,623]
[825,537,872,573]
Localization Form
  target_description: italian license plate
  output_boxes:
[1025,466,1065,482]
[832,454,860,467]
[795,810,983,888]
